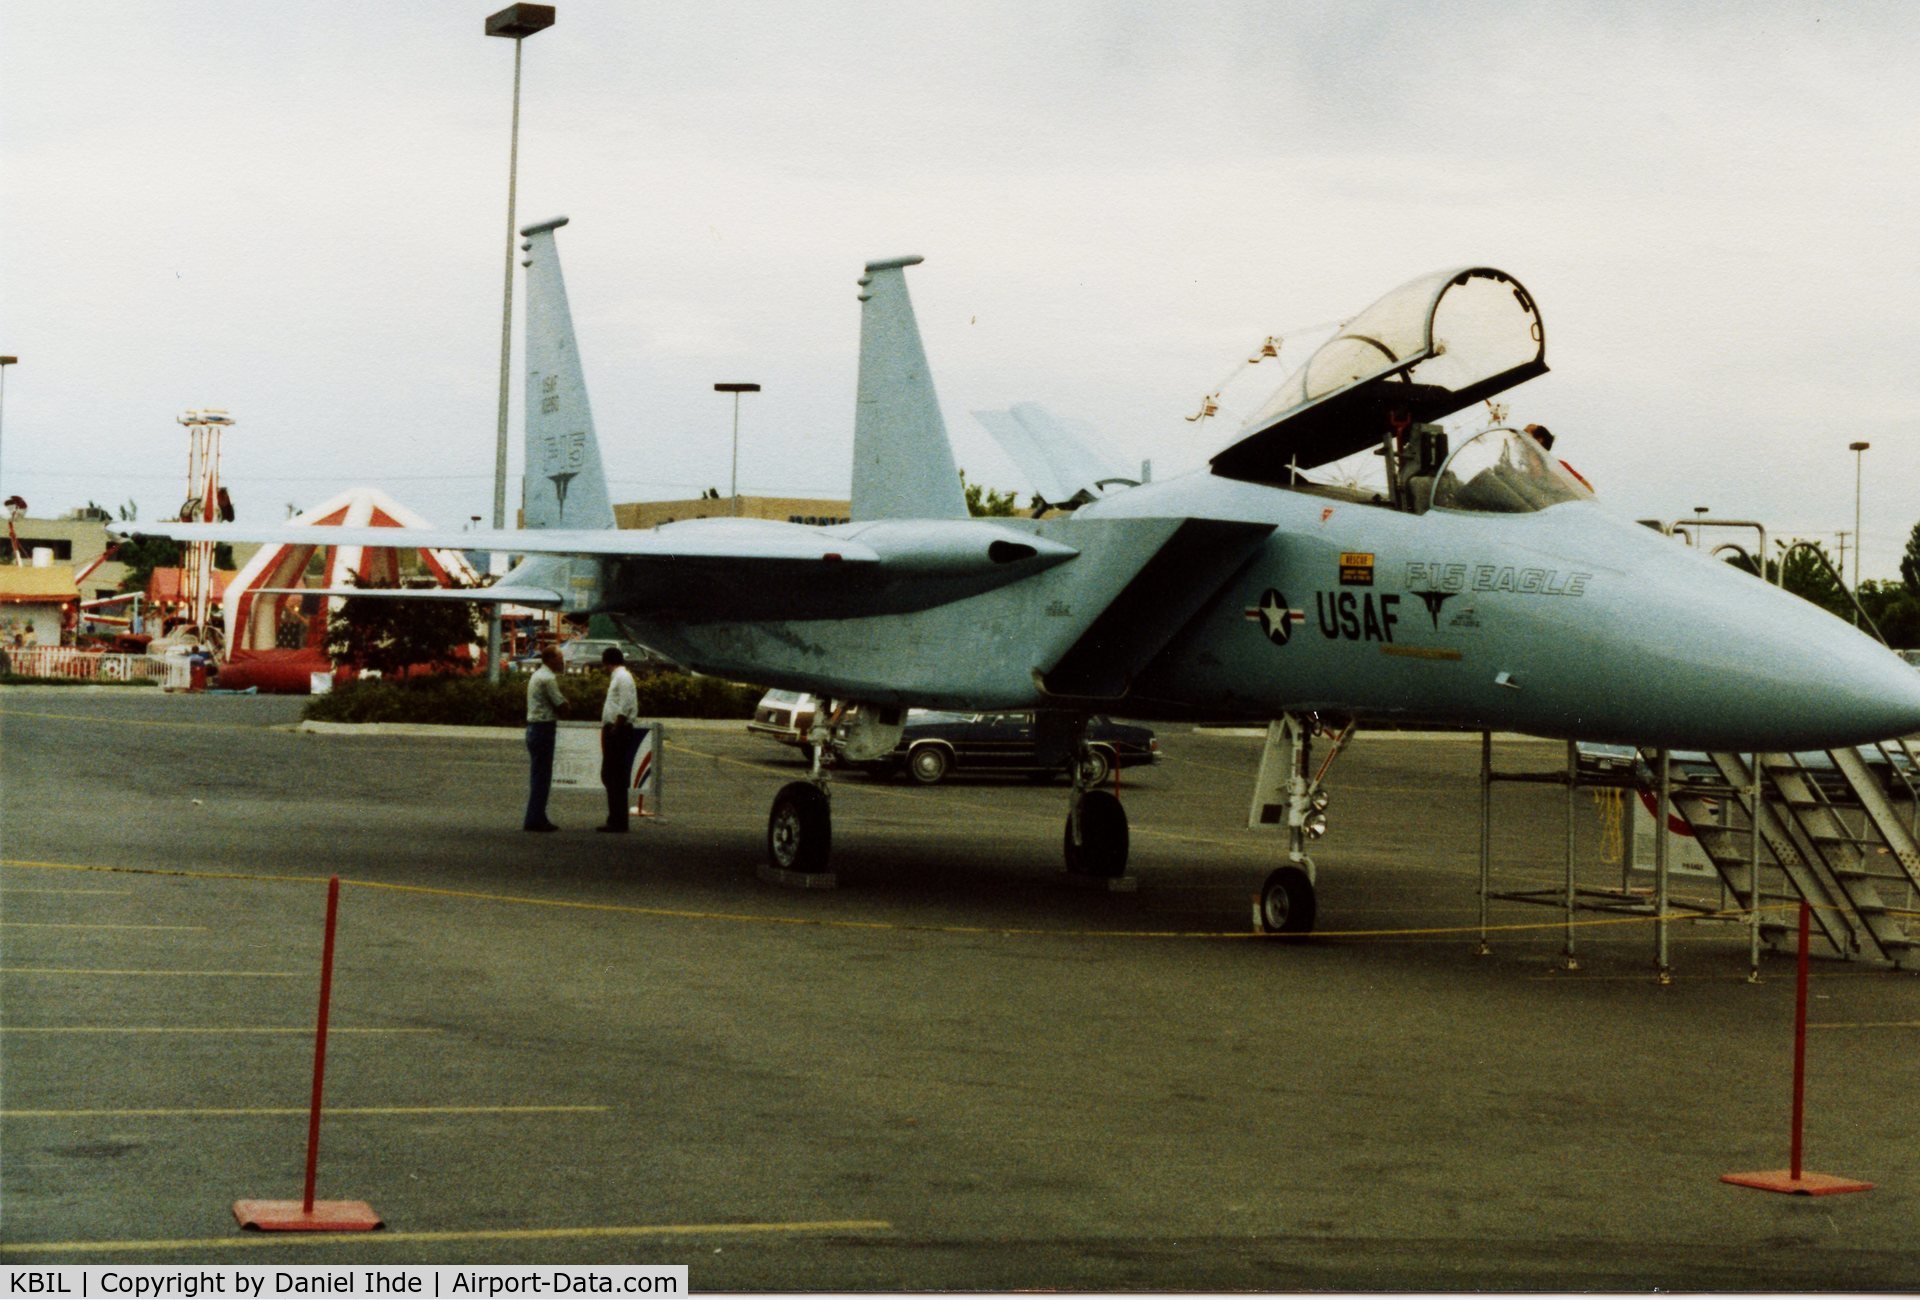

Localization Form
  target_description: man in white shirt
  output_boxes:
[523,648,566,832]
[598,645,642,832]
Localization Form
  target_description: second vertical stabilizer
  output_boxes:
[521,216,616,531]
[851,256,970,521]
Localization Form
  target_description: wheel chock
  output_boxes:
[1720,1170,1873,1197]
[233,1198,383,1231]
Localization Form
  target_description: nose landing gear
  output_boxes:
[1249,713,1352,935]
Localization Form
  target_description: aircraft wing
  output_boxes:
[113,516,1083,620]
[108,517,882,564]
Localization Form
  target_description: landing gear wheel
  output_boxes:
[1076,746,1112,787]
[907,745,950,785]
[767,781,832,874]
[1063,789,1129,878]
[1258,865,1317,934]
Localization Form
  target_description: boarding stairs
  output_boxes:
[1649,742,1920,965]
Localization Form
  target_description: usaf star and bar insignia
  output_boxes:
[1244,589,1306,645]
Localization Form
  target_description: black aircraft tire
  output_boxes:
[767,782,831,874]
[1258,865,1317,935]
[1063,789,1129,878]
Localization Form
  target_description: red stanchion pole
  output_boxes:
[1720,899,1872,1197]
[233,875,381,1231]
[302,875,341,1214]
[1789,900,1809,1182]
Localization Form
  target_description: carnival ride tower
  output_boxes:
[176,409,235,643]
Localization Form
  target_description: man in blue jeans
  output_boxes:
[523,648,566,832]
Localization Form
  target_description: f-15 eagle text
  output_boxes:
[1402,563,1591,597]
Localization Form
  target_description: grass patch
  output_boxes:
[302,670,762,726]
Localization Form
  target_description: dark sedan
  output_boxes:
[874,711,1159,785]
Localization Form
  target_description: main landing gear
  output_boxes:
[1062,716,1130,881]
[763,709,841,886]
[1248,713,1354,935]
[758,705,1133,886]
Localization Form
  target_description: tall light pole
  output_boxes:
[484,3,555,680]
[1848,440,1869,591]
[714,383,761,517]
[0,357,15,494]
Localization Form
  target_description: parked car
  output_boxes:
[748,689,820,746]
[880,710,1159,785]
[1573,741,1639,785]
[1577,741,1915,800]
[559,637,652,673]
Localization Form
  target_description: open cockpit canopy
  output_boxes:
[1210,267,1545,483]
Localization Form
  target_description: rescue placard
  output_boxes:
[1338,552,1375,586]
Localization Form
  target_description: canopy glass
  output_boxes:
[1211,267,1546,482]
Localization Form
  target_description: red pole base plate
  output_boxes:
[1721,1170,1874,1196]
[233,1199,383,1231]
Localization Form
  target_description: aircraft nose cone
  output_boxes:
[1638,554,1920,750]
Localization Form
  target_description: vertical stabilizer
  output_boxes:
[851,256,969,521]
[521,216,616,531]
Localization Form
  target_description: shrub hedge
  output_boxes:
[302,670,764,727]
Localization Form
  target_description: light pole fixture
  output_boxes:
[484,3,555,680]
[714,383,761,517]
[1848,440,1869,591]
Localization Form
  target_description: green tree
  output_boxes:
[113,535,235,593]
[959,470,1020,517]
[1858,579,1920,649]
[114,534,183,594]
[1901,519,1920,598]
[325,583,483,679]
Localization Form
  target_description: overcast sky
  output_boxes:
[4,1,1916,578]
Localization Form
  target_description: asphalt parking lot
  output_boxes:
[4,687,1919,1287]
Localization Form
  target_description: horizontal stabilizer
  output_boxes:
[972,403,1133,507]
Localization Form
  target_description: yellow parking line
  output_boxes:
[0,967,298,978]
[2,1105,608,1119]
[0,1027,439,1035]
[0,888,133,895]
[0,922,207,931]
[0,1218,890,1254]
[1809,1019,1920,1030]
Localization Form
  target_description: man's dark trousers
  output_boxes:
[600,722,641,830]
[524,720,558,829]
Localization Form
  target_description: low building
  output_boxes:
[0,564,79,647]
[613,496,852,530]
[8,513,126,600]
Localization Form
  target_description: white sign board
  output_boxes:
[553,723,661,814]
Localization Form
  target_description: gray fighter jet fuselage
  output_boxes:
[122,226,1920,925]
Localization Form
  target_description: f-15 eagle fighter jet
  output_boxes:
[128,219,1920,931]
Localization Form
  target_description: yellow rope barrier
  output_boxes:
[0,856,1832,944]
